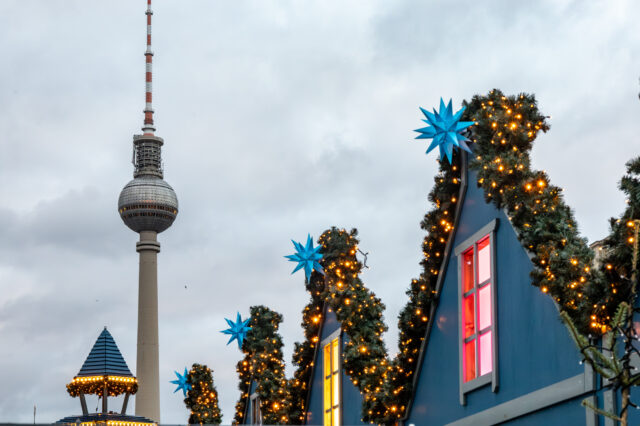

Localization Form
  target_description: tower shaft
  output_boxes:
[135,230,161,421]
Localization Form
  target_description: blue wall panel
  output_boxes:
[306,306,365,425]
[406,167,584,424]
[503,396,586,425]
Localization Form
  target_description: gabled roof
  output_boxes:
[76,327,133,377]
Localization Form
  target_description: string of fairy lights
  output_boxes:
[66,375,138,398]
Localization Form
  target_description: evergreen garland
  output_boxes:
[185,363,222,425]
[320,228,389,423]
[463,89,610,332]
[287,227,390,424]
[233,306,289,425]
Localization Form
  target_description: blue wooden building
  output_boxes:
[401,153,638,425]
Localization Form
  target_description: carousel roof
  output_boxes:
[76,327,133,377]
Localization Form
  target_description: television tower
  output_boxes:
[117,0,178,421]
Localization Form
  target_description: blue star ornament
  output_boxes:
[170,368,192,396]
[285,234,324,280]
[221,312,251,348]
[415,98,474,164]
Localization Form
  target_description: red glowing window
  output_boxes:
[463,340,476,382]
[462,250,474,293]
[461,235,494,384]
[463,295,475,338]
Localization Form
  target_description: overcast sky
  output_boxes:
[0,0,639,423]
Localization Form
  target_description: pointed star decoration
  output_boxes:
[170,368,192,396]
[415,98,475,164]
[221,312,252,349]
[285,234,325,281]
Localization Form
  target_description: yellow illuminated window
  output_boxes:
[323,337,341,426]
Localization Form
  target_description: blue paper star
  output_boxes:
[415,98,474,164]
[221,312,252,348]
[285,234,324,280]
[170,368,192,396]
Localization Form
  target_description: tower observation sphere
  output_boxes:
[118,135,179,233]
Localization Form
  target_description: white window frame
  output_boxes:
[454,218,500,405]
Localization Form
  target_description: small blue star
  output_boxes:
[170,368,191,396]
[285,234,324,281]
[221,312,252,349]
[415,98,474,164]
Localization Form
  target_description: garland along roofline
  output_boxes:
[390,89,615,424]
[287,228,391,424]
[464,89,611,333]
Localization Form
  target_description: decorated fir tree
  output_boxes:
[185,363,222,424]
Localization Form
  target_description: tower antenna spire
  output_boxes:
[142,0,155,135]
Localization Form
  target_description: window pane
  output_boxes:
[464,340,476,382]
[332,406,340,426]
[324,376,331,417]
[463,249,474,293]
[480,331,493,376]
[332,372,340,407]
[477,237,491,283]
[332,338,340,374]
[463,294,475,338]
[478,284,492,330]
[324,410,332,426]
